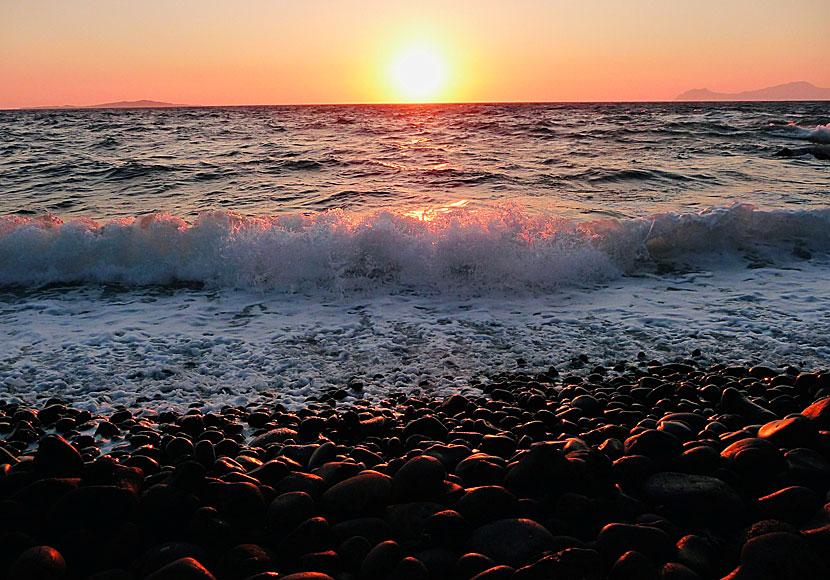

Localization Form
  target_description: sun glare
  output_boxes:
[388,43,449,103]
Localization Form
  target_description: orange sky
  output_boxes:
[2,0,829,108]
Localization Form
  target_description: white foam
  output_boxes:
[770,122,830,144]
[1,204,827,292]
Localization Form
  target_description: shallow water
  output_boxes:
[0,102,828,409]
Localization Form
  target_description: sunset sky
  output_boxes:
[2,0,829,108]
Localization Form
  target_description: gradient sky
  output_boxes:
[2,0,829,108]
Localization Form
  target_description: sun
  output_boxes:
[388,43,449,103]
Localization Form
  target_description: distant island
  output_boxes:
[676,81,830,101]
[27,99,189,110]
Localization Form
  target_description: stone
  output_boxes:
[250,428,299,449]
[216,544,275,580]
[465,518,555,568]
[608,550,657,580]
[267,491,315,534]
[723,531,827,580]
[597,523,674,562]
[754,486,822,525]
[659,563,703,579]
[721,438,787,478]
[455,553,497,580]
[456,486,520,525]
[802,398,830,429]
[758,415,818,449]
[402,416,448,442]
[424,510,473,549]
[388,557,429,580]
[144,557,217,580]
[624,430,683,464]
[391,455,446,502]
[642,472,744,529]
[278,574,334,580]
[322,471,392,520]
[359,540,402,580]
[504,443,571,498]
[33,435,83,478]
[6,546,67,580]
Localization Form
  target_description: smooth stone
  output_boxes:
[267,491,315,533]
[470,566,516,580]
[723,531,827,580]
[659,563,703,579]
[391,455,446,501]
[721,438,787,477]
[204,481,266,530]
[384,502,444,541]
[249,428,299,449]
[136,543,209,579]
[424,510,473,549]
[33,435,83,478]
[598,523,674,562]
[608,550,657,580]
[785,448,830,490]
[504,443,570,498]
[6,545,67,580]
[143,557,217,580]
[675,535,718,578]
[802,398,830,429]
[624,430,683,463]
[720,388,778,424]
[388,557,429,580]
[466,518,555,568]
[643,472,744,528]
[217,544,274,580]
[359,540,402,580]
[322,471,392,520]
[402,416,448,442]
[758,415,818,449]
[283,517,333,554]
[278,574,334,580]
[456,486,520,525]
[754,486,822,525]
[455,553,497,580]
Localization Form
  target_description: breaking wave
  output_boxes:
[0,204,827,292]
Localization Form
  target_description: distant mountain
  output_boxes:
[676,81,830,101]
[28,99,189,110]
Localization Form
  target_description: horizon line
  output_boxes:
[8,97,830,111]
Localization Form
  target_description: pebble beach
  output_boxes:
[3,358,830,580]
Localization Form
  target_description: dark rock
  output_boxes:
[456,486,520,525]
[6,545,66,580]
[250,428,299,449]
[267,491,315,534]
[624,430,683,464]
[608,550,657,580]
[675,535,719,578]
[402,416,448,442]
[720,388,778,424]
[388,557,429,580]
[136,542,209,579]
[802,398,830,429]
[273,574,333,580]
[384,501,443,541]
[455,553,497,580]
[754,486,822,524]
[723,531,827,580]
[466,518,555,567]
[143,557,217,580]
[504,443,570,498]
[204,481,266,531]
[643,472,744,529]
[721,438,787,480]
[758,415,818,449]
[470,566,515,580]
[392,455,446,502]
[322,471,391,520]
[597,523,674,562]
[659,563,703,579]
[33,435,83,478]
[359,540,402,580]
[299,550,339,576]
[613,454,658,491]
[216,544,274,580]
[424,510,472,549]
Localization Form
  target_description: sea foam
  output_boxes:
[1,204,827,292]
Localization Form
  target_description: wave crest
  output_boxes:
[1,204,827,292]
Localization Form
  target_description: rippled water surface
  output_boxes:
[1,102,828,220]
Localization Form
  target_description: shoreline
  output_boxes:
[2,359,830,579]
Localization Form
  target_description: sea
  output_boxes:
[0,102,828,412]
